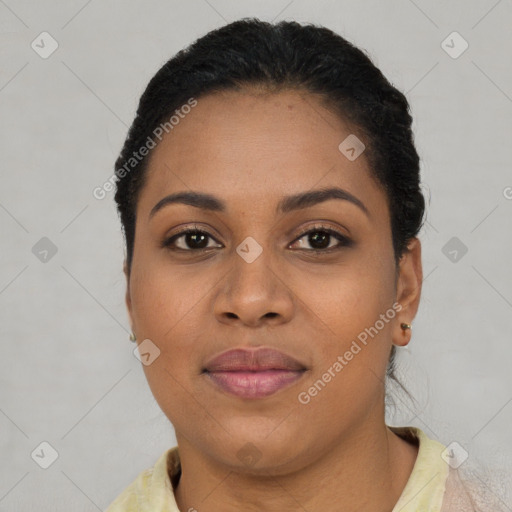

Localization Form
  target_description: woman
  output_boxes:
[106,18,504,512]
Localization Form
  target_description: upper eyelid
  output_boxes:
[168,224,347,239]
[292,224,348,240]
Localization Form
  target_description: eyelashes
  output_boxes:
[161,223,353,254]
[290,225,353,252]
[163,225,222,251]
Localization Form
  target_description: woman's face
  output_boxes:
[125,88,422,473]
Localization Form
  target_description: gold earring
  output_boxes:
[129,331,136,342]
[400,323,412,330]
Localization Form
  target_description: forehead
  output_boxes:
[138,88,387,219]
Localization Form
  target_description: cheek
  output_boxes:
[296,286,395,428]
[131,268,209,427]
[129,263,211,403]
[298,254,396,400]
[303,252,395,337]
[130,259,208,340]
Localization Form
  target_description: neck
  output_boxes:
[173,421,418,512]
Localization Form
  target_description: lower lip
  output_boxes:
[205,370,305,399]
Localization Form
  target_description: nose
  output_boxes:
[213,247,295,328]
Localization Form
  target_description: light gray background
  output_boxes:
[1,0,511,510]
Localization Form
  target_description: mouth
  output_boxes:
[204,369,306,399]
[202,347,307,399]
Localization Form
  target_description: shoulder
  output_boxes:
[389,425,511,512]
[441,465,511,512]
[104,467,154,512]
[104,447,180,512]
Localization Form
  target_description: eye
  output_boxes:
[289,225,353,252]
[162,226,223,251]
[161,224,352,253]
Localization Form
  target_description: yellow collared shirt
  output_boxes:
[104,426,498,512]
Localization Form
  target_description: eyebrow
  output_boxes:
[149,187,369,219]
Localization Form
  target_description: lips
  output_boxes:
[203,348,307,399]
[203,347,306,372]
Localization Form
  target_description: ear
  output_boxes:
[123,260,135,333]
[393,238,423,347]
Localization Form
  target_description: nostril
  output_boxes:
[265,312,278,318]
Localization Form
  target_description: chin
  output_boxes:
[206,426,310,474]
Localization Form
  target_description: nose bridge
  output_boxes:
[214,236,293,325]
[231,238,276,303]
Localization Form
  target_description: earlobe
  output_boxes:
[393,238,423,347]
